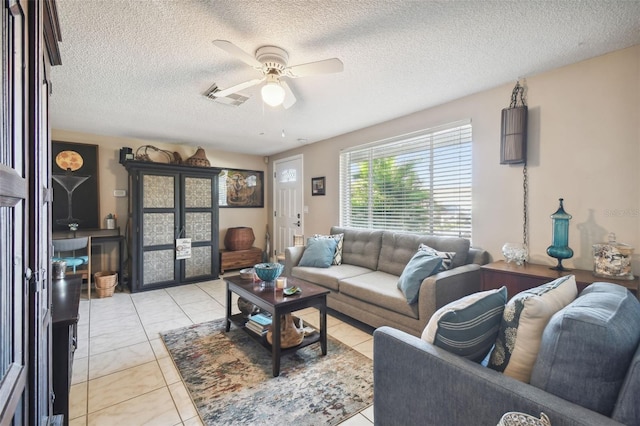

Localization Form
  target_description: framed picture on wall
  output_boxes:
[51,141,100,231]
[219,168,264,208]
[312,177,325,196]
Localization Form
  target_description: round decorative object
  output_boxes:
[239,268,255,280]
[498,412,551,426]
[254,262,284,282]
[224,227,255,251]
[502,242,528,266]
[184,146,211,167]
[237,297,259,318]
[55,150,83,171]
[266,314,304,348]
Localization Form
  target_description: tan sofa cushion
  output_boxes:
[291,264,373,291]
[339,271,419,319]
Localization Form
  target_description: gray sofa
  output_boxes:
[373,282,640,426]
[284,226,489,336]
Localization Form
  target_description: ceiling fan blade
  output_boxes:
[212,40,262,68]
[212,78,264,98]
[287,58,344,78]
[281,81,297,109]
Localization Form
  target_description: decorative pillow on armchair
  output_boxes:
[488,275,577,383]
[422,286,507,362]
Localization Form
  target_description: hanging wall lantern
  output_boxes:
[500,81,527,164]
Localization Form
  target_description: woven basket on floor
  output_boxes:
[94,271,118,298]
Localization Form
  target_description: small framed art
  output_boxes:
[312,177,325,196]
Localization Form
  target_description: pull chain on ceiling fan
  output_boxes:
[210,40,344,109]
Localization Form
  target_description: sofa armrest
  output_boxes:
[284,246,305,277]
[373,326,621,426]
[417,263,482,327]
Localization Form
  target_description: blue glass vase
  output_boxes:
[546,198,573,270]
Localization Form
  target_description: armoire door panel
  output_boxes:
[184,212,212,241]
[143,174,175,208]
[142,212,175,246]
[184,176,212,208]
[185,246,212,278]
[143,249,176,285]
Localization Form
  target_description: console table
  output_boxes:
[52,274,82,425]
[53,228,125,289]
[481,260,638,298]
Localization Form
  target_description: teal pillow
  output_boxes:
[298,237,338,268]
[397,251,442,304]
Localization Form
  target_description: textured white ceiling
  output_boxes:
[50,0,640,156]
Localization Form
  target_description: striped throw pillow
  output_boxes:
[418,243,455,271]
[422,287,507,362]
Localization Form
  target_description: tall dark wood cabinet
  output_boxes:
[125,161,221,292]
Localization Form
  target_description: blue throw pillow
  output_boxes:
[298,237,338,268]
[397,251,442,304]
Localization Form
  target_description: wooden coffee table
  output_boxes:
[224,275,329,376]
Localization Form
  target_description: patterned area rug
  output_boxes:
[161,318,373,425]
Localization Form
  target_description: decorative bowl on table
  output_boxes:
[254,262,284,282]
[239,267,255,280]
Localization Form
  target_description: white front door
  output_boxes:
[273,155,304,260]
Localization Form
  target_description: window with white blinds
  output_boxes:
[339,121,472,239]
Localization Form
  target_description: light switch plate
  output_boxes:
[113,189,127,197]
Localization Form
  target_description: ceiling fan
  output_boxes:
[210,40,344,109]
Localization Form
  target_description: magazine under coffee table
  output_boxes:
[224,275,330,377]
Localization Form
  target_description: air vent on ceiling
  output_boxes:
[204,83,249,107]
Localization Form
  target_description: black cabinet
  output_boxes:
[52,274,82,425]
[125,161,221,292]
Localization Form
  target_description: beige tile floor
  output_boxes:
[69,276,375,425]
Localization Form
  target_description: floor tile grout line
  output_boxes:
[85,294,91,421]
[85,382,173,419]
[141,287,197,421]
[84,358,167,416]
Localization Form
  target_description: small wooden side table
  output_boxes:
[219,247,263,274]
[481,260,639,299]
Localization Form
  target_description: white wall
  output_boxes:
[51,129,270,252]
[269,45,640,273]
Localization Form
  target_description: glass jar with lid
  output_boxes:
[593,233,634,280]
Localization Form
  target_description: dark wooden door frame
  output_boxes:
[0,0,61,424]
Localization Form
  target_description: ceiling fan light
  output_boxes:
[261,82,286,107]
